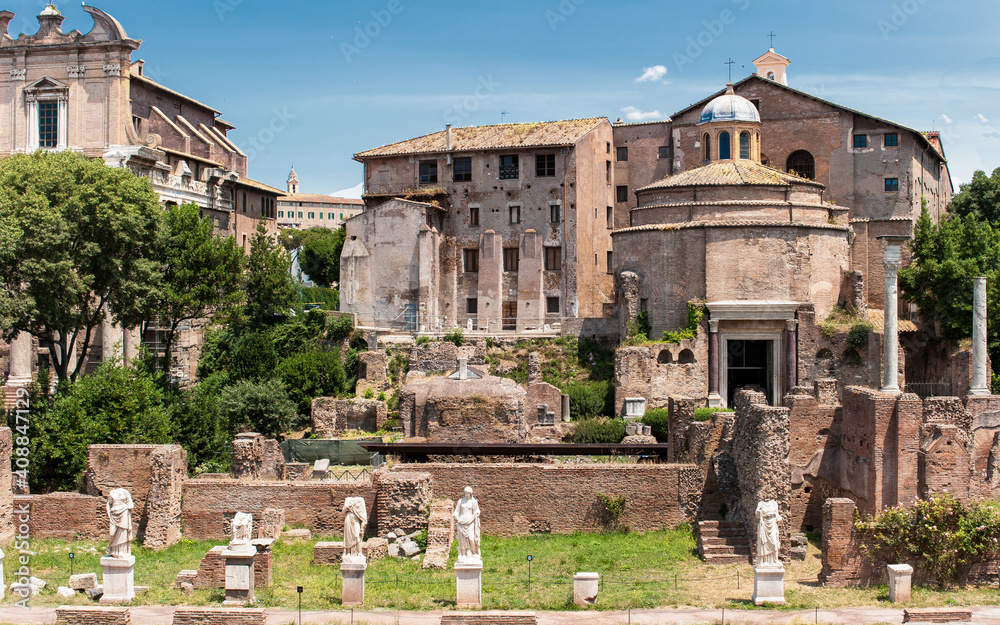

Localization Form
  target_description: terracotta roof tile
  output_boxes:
[238,178,283,194]
[639,161,823,191]
[355,118,607,158]
[868,309,919,333]
[278,193,363,205]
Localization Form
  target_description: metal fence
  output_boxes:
[904,381,957,398]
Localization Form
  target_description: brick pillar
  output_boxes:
[478,230,502,334]
[819,498,861,587]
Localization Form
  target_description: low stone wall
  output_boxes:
[441,614,537,625]
[15,493,106,539]
[171,608,266,625]
[388,463,701,536]
[186,541,273,589]
[180,480,374,539]
[55,607,130,625]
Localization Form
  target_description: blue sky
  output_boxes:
[7,0,1000,196]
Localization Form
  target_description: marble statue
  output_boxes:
[755,499,781,566]
[342,497,368,563]
[106,489,134,558]
[453,487,481,563]
[231,512,253,546]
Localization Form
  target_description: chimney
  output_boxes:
[446,125,452,151]
[457,357,468,380]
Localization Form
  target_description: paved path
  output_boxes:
[1,606,998,625]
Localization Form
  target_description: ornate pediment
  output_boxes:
[24,75,69,93]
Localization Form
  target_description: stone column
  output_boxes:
[123,327,141,363]
[6,333,32,387]
[573,572,599,607]
[881,244,902,393]
[101,317,123,364]
[969,277,990,396]
[786,319,798,392]
[708,320,721,407]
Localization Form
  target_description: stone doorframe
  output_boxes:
[706,301,800,408]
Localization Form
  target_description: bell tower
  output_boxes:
[752,48,790,86]
[287,167,299,194]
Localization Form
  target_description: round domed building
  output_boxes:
[612,85,851,407]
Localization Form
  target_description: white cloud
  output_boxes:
[984,130,1000,140]
[621,106,663,122]
[940,114,953,125]
[332,182,363,199]
[635,65,668,84]
[975,113,990,125]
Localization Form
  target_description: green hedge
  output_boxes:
[640,408,669,442]
[564,380,613,420]
[693,407,734,422]
[569,417,626,444]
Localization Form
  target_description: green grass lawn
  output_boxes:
[11,527,1000,611]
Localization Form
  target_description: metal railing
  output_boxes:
[904,381,956,398]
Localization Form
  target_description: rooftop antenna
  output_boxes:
[725,58,736,82]
[501,111,510,123]
[768,31,777,47]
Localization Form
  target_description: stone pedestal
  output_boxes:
[221,547,255,606]
[751,564,785,605]
[573,572,599,607]
[341,560,367,606]
[887,564,913,603]
[99,555,135,605]
[455,560,483,608]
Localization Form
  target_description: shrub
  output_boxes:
[364,387,375,399]
[416,335,430,346]
[569,417,625,444]
[693,406,735,422]
[641,408,670,442]
[565,380,613,420]
[596,493,627,518]
[443,328,464,347]
[275,349,346,418]
[230,331,279,382]
[221,378,297,439]
[663,302,706,344]
[327,314,354,343]
[855,493,1000,587]
[169,371,232,473]
[846,320,874,350]
[623,311,651,346]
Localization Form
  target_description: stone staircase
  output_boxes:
[697,520,751,565]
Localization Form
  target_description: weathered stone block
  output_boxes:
[311,398,388,436]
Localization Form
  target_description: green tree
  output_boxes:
[899,205,1000,365]
[29,356,172,491]
[276,348,346,417]
[948,167,1000,223]
[244,220,296,327]
[0,151,162,382]
[152,203,246,373]
[229,331,280,382]
[299,226,346,288]
[167,371,232,474]
[220,378,297,439]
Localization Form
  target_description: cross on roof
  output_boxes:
[724,58,736,82]
[768,31,776,47]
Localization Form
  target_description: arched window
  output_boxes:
[678,349,696,364]
[704,133,711,161]
[739,132,751,159]
[657,350,673,364]
[767,71,775,80]
[719,132,731,160]
[786,150,815,180]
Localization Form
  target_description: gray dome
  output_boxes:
[700,86,761,124]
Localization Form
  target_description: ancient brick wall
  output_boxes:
[409,342,486,373]
[14,493,106,539]
[440,615,537,625]
[400,375,527,442]
[356,350,390,397]
[180,480,374,539]
[797,306,889,400]
[525,382,562,424]
[919,424,971,501]
[375,471,431,535]
[387,463,702,536]
[668,396,699,462]
[819,498,874,587]
[783,392,845,532]
[84,445,186,546]
[188,543,273,589]
[171,608,266,625]
[731,390,791,561]
[311,398,388,436]
[231,433,283,480]
[614,337,709,416]
[55,607,130,625]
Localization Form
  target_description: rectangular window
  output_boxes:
[885,178,900,192]
[544,247,561,271]
[884,132,899,147]
[419,160,438,184]
[658,146,670,159]
[308,212,315,219]
[278,211,284,218]
[606,251,613,274]
[467,298,478,314]
[616,185,629,203]
[616,146,628,162]
[503,247,519,272]
[453,156,472,182]
[549,204,561,223]
[298,211,303,218]
[502,302,517,331]
[853,134,868,149]
[607,206,614,229]
[750,99,761,114]
[508,205,520,224]
[606,160,612,182]
[535,154,556,177]
[546,297,560,314]
[38,101,58,148]
[469,206,480,226]
[499,155,519,179]
[463,249,479,273]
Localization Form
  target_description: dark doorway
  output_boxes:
[727,340,773,405]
